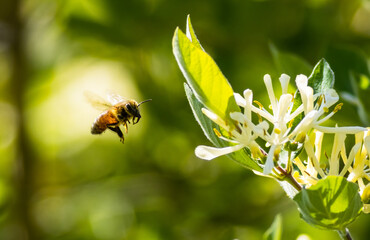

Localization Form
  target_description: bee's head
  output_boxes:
[120,99,151,124]
[122,101,139,123]
[131,99,152,124]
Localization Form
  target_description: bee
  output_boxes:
[86,92,151,143]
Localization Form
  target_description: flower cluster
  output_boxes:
[195,74,368,186]
[296,128,370,212]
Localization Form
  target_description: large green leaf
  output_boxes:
[173,17,240,127]
[307,59,335,94]
[293,176,362,230]
[185,83,263,172]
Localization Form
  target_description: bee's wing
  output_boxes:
[107,92,126,105]
[84,91,112,110]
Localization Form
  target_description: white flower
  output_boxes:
[195,73,367,176]
[295,129,370,193]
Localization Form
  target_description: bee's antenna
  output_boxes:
[138,99,152,106]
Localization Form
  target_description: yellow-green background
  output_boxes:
[0,0,369,239]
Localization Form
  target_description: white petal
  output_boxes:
[250,105,274,123]
[289,110,317,138]
[315,126,367,134]
[277,94,293,122]
[195,144,244,160]
[339,143,361,177]
[254,121,270,136]
[295,74,308,89]
[230,112,245,123]
[287,104,304,122]
[279,74,290,95]
[305,87,314,112]
[328,133,346,175]
[263,145,277,174]
[264,74,277,115]
[364,135,370,154]
[234,93,246,107]
[243,89,253,102]
[201,108,229,130]
[243,89,253,120]
[323,89,339,107]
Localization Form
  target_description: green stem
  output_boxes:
[337,228,353,240]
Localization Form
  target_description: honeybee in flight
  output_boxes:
[86,92,151,143]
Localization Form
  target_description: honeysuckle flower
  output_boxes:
[196,73,367,175]
[294,128,370,206]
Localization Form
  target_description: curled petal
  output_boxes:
[195,144,245,161]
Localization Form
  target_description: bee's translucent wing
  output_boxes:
[84,91,112,111]
[107,92,126,105]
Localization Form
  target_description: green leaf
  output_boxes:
[185,15,203,50]
[293,176,362,230]
[185,83,223,147]
[263,214,282,240]
[307,59,335,94]
[185,83,263,172]
[173,18,240,127]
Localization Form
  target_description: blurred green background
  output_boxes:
[0,0,369,239]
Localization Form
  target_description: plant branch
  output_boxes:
[276,166,302,191]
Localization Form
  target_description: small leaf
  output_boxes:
[185,84,263,172]
[173,20,240,127]
[293,176,362,230]
[263,214,282,240]
[307,59,335,94]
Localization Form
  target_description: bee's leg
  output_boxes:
[123,122,128,133]
[108,126,124,143]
